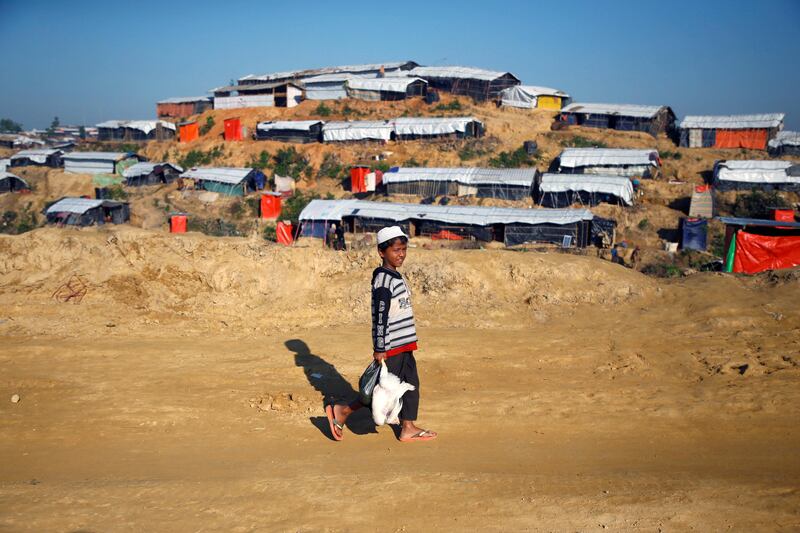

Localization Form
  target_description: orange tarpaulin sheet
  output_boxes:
[179,123,199,143]
[714,129,768,150]
[431,230,464,240]
[733,231,800,274]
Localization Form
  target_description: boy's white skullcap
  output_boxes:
[377,226,408,245]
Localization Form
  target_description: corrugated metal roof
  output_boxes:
[45,197,104,214]
[539,173,634,205]
[346,77,425,92]
[384,167,536,187]
[213,81,303,93]
[180,167,254,184]
[300,199,592,226]
[679,113,785,129]
[62,152,132,162]
[123,162,184,178]
[409,66,517,82]
[301,73,375,84]
[769,130,800,148]
[558,148,660,168]
[157,96,211,104]
[561,103,667,118]
[392,116,482,135]
[241,61,417,83]
[10,148,61,160]
[95,120,176,133]
[719,217,800,229]
[256,120,323,132]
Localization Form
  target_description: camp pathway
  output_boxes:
[1,322,799,531]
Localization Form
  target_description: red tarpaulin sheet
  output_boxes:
[431,230,464,241]
[714,129,768,150]
[733,231,800,274]
[224,118,242,141]
[276,221,294,246]
[260,193,281,219]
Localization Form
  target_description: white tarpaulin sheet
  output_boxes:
[242,61,415,83]
[384,167,536,187]
[500,85,569,108]
[10,149,61,163]
[46,197,104,215]
[559,148,659,168]
[0,171,27,188]
[539,173,634,205]
[123,162,183,178]
[256,121,322,132]
[679,113,785,129]
[181,167,253,184]
[157,96,210,104]
[769,130,800,148]
[96,120,176,133]
[300,199,592,226]
[0,159,9,172]
[561,103,665,118]
[214,94,275,110]
[716,160,798,183]
[346,77,425,93]
[392,117,481,136]
[409,66,512,81]
[322,121,393,142]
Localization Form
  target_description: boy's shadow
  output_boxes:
[286,339,377,439]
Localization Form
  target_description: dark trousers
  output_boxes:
[383,351,419,422]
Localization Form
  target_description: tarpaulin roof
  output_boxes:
[504,85,569,98]
[768,130,800,148]
[539,173,634,205]
[10,148,62,163]
[346,77,426,92]
[558,148,660,168]
[0,171,28,187]
[45,197,104,214]
[213,81,303,93]
[301,73,376,84]
[322,121,394,142]
[392,116,482,136]
[409,66,518,82]
[62,152,132,162]
[96,120,176,133]
[123,162,184,178]
[561,103,667,119]
[499,85,570,108]
[715,160,799,184]
[719,217,800,229]
[0,159,9,172]
[300,199,592,226]
[180,167,254,184]
[241,61,417,83]
[256,120,323,132]
[384,167,536,187]
[157,96,211,104]
[679,114,785,129]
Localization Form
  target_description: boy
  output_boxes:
[325,226,437,443]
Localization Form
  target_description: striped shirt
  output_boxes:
[371,266,418,356]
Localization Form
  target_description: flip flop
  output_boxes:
[325,404,344,441]
[399,429,437,443]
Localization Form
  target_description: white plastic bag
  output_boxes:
[371,360,416,426]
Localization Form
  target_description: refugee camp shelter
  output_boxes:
[0,171,29,193]
[238,61,419,86]
[179,122,199,142]
[180,167,266,196]
[558,103,675,136]
[0,158,9,172]
[298,199,596,247]
[255,121,324,143]
[720,217,800,274]
[156,96,213,119]
[383,167,537,200]
[0,134,44,149]
[96,120,176,142]
[392,117,484,140]
[322,121,395,143]
[123,162,184,186]
[212,82,304,109]
[537,173,634,207]
[62,152,138,174]
[301,73,368,100]
[44,197,130,226]
[713,160,800,192]
[345,77,427,101]
[408,66,520,101]
[499,85,570,110]
[768,130,800,157]
[556,148,661,178]
[9,148,63,168]
[678,114,785,150]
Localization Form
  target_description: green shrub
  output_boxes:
[199,116,215,136]
[660,150,682,160]
[106,185,129,200]
[560,136,607,148]
[641,262,683,278]
[249,150,271,170]
[732,190,789,219]
[273,147,309,179]
[280,191,319,225]
[488,146,538,168]
[178,146,224,169]
[403,157,423,167]
[318,153,344,179]
[435,100,462,112]
[186,217,242,237]
[637,218,650,230]
[263,224,277,242]
[315,102,332,117]
[1,204,39,234]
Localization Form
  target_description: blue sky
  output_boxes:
[1,0,798,129]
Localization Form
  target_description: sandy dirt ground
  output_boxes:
[1,227,800,532]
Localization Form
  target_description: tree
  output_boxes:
[78,125,86,139]
[47,116,60,135]
[0,118,23,133]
